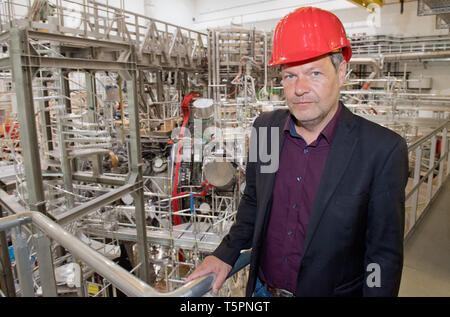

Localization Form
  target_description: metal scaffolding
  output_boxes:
[0,0,449,298]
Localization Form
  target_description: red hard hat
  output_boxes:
[269,7,352,66]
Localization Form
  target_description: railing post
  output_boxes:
[438,128,447,187]
[410,145,422,231]
[7,0,12,27]
[425,136,437,205]
[12,226,34,297]
[447,133,450,177]
[83,0,88,37]
[126,70,151,284]
[135,15,139,47]
[34,233,57,296]
[85,71,103,176]
[0,1,4,32]
[58,0,64,30]
[9,28,47,214]
[0,206,16,297]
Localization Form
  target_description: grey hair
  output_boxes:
[329,51,344,72]
[279,51,345,73]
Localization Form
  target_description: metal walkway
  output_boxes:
[399,178,450,297]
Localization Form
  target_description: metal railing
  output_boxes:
[349,34,450,56]
[0,0,207,68]
[0,0,206,41]
[405,120,450,238]
[0,187,249,297]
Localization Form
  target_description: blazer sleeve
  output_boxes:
[211,117,261,267]
[363,137,409,296]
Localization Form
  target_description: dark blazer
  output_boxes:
[213,104,409,297]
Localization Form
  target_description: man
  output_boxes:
[185,7,409,297]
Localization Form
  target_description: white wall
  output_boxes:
[143,0,195,29]
[8,0,449,37]
[337,1,448,37]
[89,0,143,14]
[190,0,448,37]
[401,61,450,94]
[89,0,195,29]
[191,0,355,31]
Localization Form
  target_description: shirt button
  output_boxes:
[304,149,309,154]
[284,258,288,263]
[288,231,293,236]
[296,176,302,182]
[292,204,296,209]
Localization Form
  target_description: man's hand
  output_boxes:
[184,255,232,294]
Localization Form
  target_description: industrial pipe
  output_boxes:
[379,50,450,61]
[349,57,381,77]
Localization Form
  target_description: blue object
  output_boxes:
[190,193,195,214]
[8,245,35,265]
[8,246,14,262]
[253,278,273,297]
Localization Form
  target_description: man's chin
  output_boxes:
[291,112,325,127]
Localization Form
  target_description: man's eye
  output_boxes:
[312,71,321,76]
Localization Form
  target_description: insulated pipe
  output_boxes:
[349,57,381,77]
[350,51,450,81]
[352,50,450,70]
[379,50,450,61]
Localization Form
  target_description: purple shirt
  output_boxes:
[258,104,342,294]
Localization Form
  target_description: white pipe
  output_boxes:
[264,31,268,89]
[349,57,381,77]
[380,50,450,61]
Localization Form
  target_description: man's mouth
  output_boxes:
[292,101,314,106]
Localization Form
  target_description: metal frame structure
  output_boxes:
[0,0,212,296]
[3,25,154,285]
[0,0,449,298]
[404,120,450,238]
[349,34,450,55]
[0,190,252,297]
[417,0,450,16]
[436,13,450,29]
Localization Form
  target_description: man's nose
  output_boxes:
[294,77,310,95]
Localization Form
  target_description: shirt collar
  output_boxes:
[283,102,343,144]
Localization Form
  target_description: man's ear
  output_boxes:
[338,61,347,87]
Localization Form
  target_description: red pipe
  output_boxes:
[172,92,201,225]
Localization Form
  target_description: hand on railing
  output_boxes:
[182,251,251,297]
[184,255,232,295]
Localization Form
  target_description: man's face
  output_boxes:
[281,54,346,128]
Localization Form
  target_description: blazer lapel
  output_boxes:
[255,110,289,238]
[301,106,360,259]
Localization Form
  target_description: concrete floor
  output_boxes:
[399,177,450,297]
